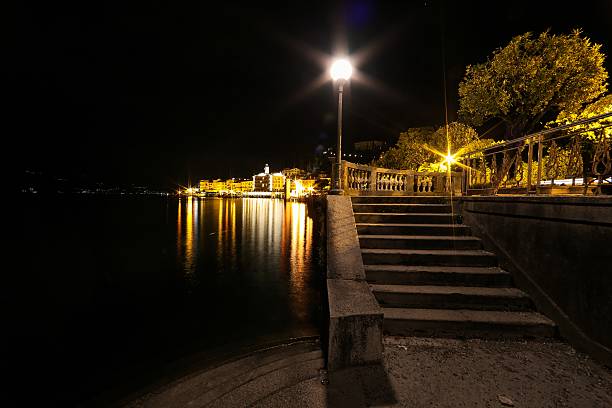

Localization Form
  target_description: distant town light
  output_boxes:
[330,58,353,81]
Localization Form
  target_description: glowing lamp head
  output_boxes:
[445,154,455,164]
[330,59,353,81]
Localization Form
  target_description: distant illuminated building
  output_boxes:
[232,179,253,193]
[282,168,305,179]
[253,164,285,193]
[271,174,285,191]
[200,179,212,192]
[212,179,226,192]
[198,165,321,198]
[287,178,317,198]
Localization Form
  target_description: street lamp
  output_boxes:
[329,58,353,194]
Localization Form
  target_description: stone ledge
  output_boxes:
[327,195,367,281]
[326,195,384,370]
[328,280,383,370]
[328,279,382,318]
[461,195,612,206]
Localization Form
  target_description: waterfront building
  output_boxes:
[225,179,236,193]
[271,173,285,192]
[199,179,213,192]
[212,179,226,193]
[238,179,254,192]
[281,168,305,179]
[253,164,285,193]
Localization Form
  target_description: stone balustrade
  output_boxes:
[341,161,462,195]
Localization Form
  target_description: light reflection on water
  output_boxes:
[15,196,322,405]
[178,198,314,281]
[176,197,320,332]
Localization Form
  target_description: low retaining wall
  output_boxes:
[326,195,383,370]
[461,196,612,366]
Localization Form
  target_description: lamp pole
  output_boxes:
[329,58,352,195]
[335,79,344,192]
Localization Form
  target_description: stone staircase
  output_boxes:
[352,195,556,339]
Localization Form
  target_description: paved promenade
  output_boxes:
[127,336,612,408]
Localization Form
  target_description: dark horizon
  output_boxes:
[10,0,612,188]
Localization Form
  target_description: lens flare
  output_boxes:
[330,59,353,80]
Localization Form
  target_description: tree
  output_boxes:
[554,94,612,140]
[458,30,608,137]
[376,123,494,170]
[375,127,436,170]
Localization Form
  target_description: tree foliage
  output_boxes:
[375,127,435,170]
[376,123,494,170]
[458,30,608,137]
[554,94,612,140]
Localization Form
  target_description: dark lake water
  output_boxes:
[9,196,324,405]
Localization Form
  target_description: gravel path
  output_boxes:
[381,336,612,408]
[125,336,612,407]
[258,336,612,407]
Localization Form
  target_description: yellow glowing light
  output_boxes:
[330,59,353,81]
[445,154,455,164]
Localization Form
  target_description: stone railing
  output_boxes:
[463,112,612,196]
[341,161,462,195]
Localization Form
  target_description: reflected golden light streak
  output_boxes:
[217,199,223,260]
[177,198,182,258]
[230,200,236,262]
[287,201,311,321]
[185,196,194,273]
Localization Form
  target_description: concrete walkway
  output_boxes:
[126,336,612,408]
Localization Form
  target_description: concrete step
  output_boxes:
[352,203,452,214]
[359,235,482,250]
[206,353,323,408]
[140,340,324,408]
[383,308,557,339]
[354,213,460,224]
[361,249,498,267]
[371,284,532,311]
[365,265,512,287]
[357,223,471,236]
[351,196,450,204]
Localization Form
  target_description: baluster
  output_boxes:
[514,146,524,188]
[537,135,543,190]
[479,157,487,185]
[527,138,533,193]
[591,129,611,195]
[490,154,498,186]
[566,135,583,186]
[544,140,560,186]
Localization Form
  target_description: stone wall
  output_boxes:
[326,195,383,370]
[460,196,612,365]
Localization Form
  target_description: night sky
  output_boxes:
[10,1,612,188]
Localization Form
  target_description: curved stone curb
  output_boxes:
[123,338,323,408]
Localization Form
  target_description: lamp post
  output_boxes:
[329,58,353,195]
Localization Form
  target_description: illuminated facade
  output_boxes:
[212,179,226,192]
[287,178,316,198]
[271,174,285,191]
[240,180,254,192]
[197,165,324,197]
[200,179,213,192]
[253,164,285,193]
[198,178,254,195]
[282,168,305,179]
